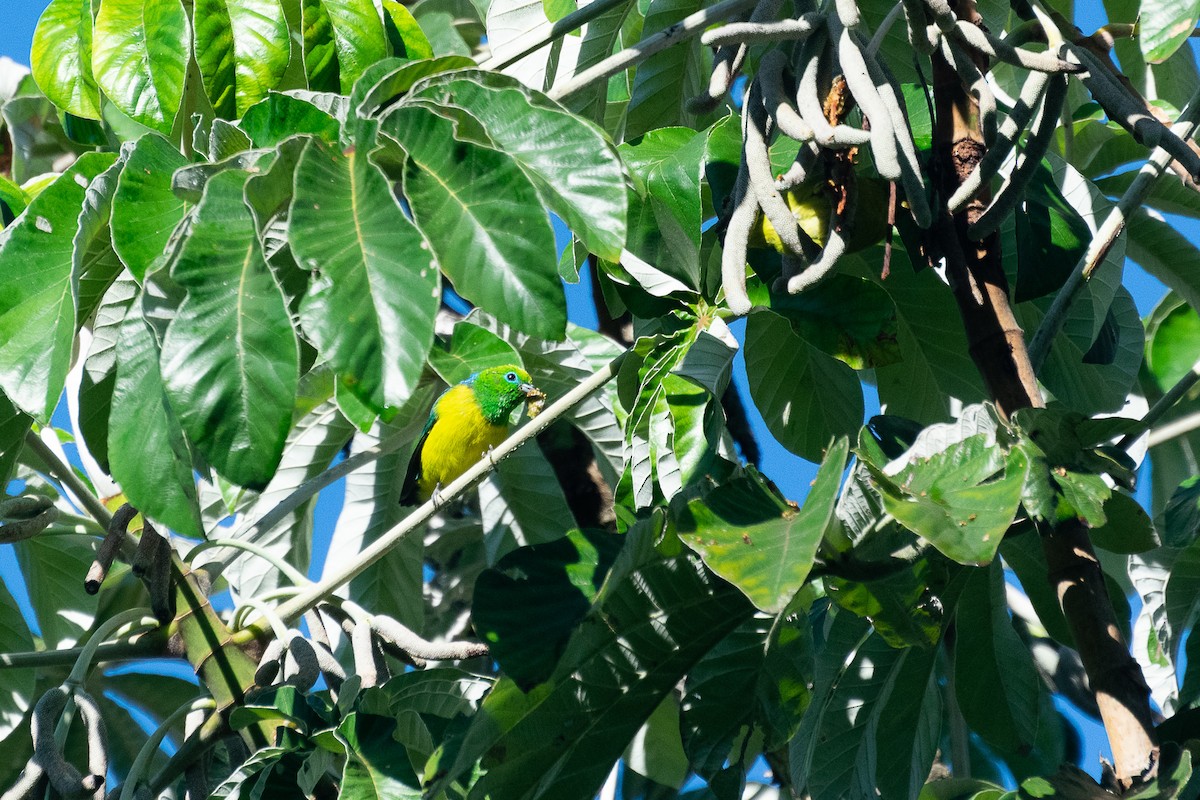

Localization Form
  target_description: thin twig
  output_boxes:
[1148,409,1200,449]
[548,0,760,101]
[1118,358,1200,450]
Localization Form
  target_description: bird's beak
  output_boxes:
[520,383,540,397]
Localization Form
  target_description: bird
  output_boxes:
[400,364,545,505]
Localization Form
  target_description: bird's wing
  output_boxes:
[399,407,438,505]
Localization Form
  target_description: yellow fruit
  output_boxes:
[748,177,890,255]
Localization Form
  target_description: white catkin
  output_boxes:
[969,73,1069,238]
[852,29,932,226]
[758,53,814,142]
[72,690,108,800]
[701,15,821,46]
[901,0,935,53]
[351,623,380,688]
[835,0,861,29]
[795,32,873,148]
[254,638,286,686]
[785,227,848,294]
[948,69,1051,212]
[837,25,902,180]
[951,21,1075,73]
[941,35,997,145]
[721,166,758,315]
[0,760,45,800]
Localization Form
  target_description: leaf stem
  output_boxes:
[232,351,627,643]
[1027,84,1200,372]
[548,0,760,101]
[478,0,633,71]
[22,431,113,530]
[0,632,167,669]
[67,609,159,686]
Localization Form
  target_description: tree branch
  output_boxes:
[22,431,112,530]
[231,351,628,643]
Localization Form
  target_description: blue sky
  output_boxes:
[4,0,1197,783]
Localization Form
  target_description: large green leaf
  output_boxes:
[382,104,563,338]
[870,437,1028,565]
[289,138,439,411]
[746,275,901,369]
[678,440,848,613]
[92,0,189,135]
[1139,0,1200,63]
[1126,208,1200,313]
[1146,292,1200,392]
[193,0,290,118]
[432,555,753,800]
[238,92,341,148]
[72,153,126,329]
[301,0,389,93]
[13,533,98,649]
[109,293,203,537]
[955,562,1043,756]
[623,0,702,139]
[413,70,628,260]
[744,309,863,462]
[160,169,298,489]
[31,0,102,119]
[487,441,577,554]
[428,321,521,386]
[472,528,623,689]
[111,133,190,281]
[847,252,978,424]
[0,394,31,487]
[791,611,940,800]
[618,127,705,290]
[0,153,116,420]
[563,0,640,124]
[337,713,423,798]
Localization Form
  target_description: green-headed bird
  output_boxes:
[400,364,545,504]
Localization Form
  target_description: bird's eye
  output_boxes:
[505,371,518,383]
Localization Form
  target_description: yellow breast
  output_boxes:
[418,384,509,500]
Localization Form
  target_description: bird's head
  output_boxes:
[469,365,543,424]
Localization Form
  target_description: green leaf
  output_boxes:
[1126,208,1200,313]
[432,555,753,800]
[1164,476,1200,549]
[847,248,986,423]
[744,309,863,462]
[872,438,1028,565]
[1014,162,1092,303]
[31,0,102,119]
[238,92,341,148]
[159,169,298,489]
[0,394,31,487]
[619,127,705,291]
[412,70,628,261]
[827,562,943,648]
[473,528,623,689]
[109,293,203,537]
[1000,534,1075,645]
[1139,0,1200,63]
[955,562,1043,755]
[289,138,439,410]
[488,442,576,553]
[92,0,189,135]
[678,440,848,613]
[14,533,98,648]
[348,57,476,127]
[1090,490,1158,553]
[624,0,701,139]
[0,578,34,740]
[72,153,126,330]
[1166,538,1200,665]
[382,0,435,60]
[193,0,290,118]
[563,0,639,123]
[791,611,940,800]
[111,133,190,281]
[301,0,389,93]
[382,105,563,338]
[1017,286,1143,415]
[746,275,901,369]
[428,321,522,386]
[0,152,116,419]
[1146,292,1200,393]
[337,713,423,798]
